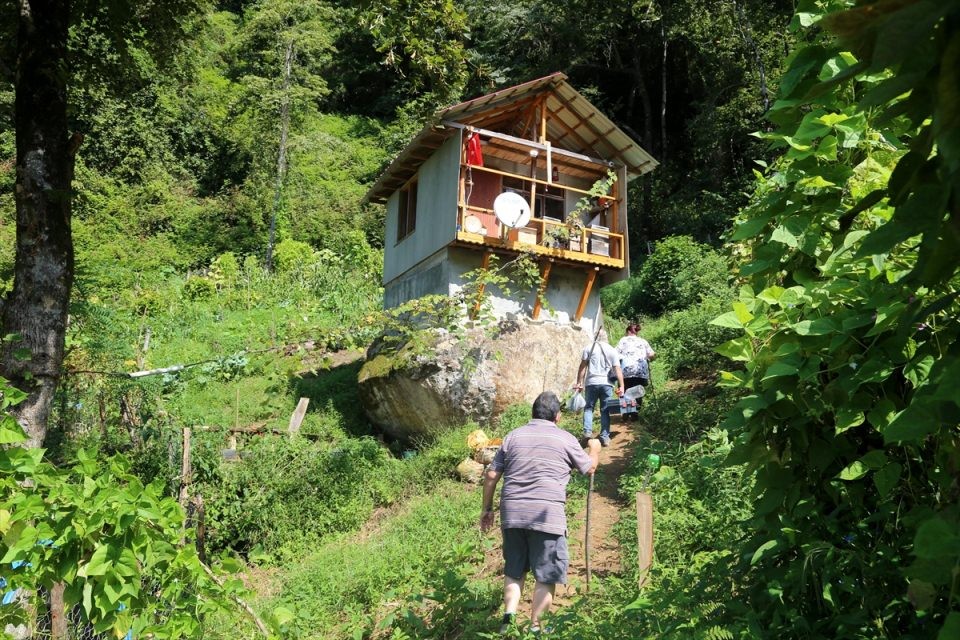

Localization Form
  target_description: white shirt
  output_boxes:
[581,342,620,386]
[616,335,654,375]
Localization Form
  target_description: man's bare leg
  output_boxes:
[531,581,555,627]
[504,575,523,615]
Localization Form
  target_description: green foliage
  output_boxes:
[715,0,960,635]
[200,436,396,558]
[356,0,470,103]
[636,235,732,316]
[599,277,645,321]
[0,376,245,639]
[648,297,738,378]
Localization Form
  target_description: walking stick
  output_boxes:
[585,472,594,592]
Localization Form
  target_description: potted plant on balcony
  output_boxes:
[542,170,616,251]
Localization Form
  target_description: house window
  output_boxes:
[397,181,418,242]
[502,176,564,220]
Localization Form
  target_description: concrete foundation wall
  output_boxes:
[446,248,602,334]
[383,249,449,309]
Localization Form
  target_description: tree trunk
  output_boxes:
[1,0,74,448]
[265,39,294,272]
[732,0,769,112]
[660,9,668,161]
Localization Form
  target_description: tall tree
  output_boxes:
[0,0,207,446]
[1,0,74,447]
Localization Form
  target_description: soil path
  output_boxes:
[556,422,637,602]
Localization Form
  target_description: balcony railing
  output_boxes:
[455,162,625,269]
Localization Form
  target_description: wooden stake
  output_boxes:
[288,397,309,438]
[50,582,67,640]
[636,492,654,587]
[179,427,192,508]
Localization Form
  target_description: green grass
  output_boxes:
[265,480,499,638]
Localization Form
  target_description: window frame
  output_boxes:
[396,179,418,243]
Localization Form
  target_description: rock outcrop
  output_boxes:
[357,319,588,441]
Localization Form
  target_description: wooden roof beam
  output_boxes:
[550,92,622,159]
[544,104,597,157]
[442,121,617,170]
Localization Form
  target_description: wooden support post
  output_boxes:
[288,397,309,438]
[50,582,67,640]
[575,268,599,322]
[531,260,553,320]
[636,492,654,588]
[528,149,539,219]
[179,427,192,508]
[471,251,493,320]
[539,101,547,144]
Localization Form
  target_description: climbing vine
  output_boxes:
[717,0,960,636]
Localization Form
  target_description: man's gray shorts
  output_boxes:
[502,528,569,585]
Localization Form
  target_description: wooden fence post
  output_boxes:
[179,427,191,508]
[636,492,654,588]
[50,582,67,640]
[288,397,309,439]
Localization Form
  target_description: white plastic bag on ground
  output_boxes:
[567,391,587,412]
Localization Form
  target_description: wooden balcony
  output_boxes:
[454,152,626,271]
[455,209,625,270]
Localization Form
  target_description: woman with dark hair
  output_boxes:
[616,322,655,391]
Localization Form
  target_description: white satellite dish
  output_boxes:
[493,191,532,229]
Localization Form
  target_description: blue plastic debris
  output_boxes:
[2,589,18,605]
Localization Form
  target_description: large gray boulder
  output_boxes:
[357,319,588,441]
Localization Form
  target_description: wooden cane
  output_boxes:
[585,472,594,592]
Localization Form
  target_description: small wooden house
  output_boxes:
[365,73,658,331]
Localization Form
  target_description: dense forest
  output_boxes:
[1,0,958,639]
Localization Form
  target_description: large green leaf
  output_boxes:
[873,463,901,498]
[837,460,868,481]
[790,317,837,336]
[750,539,779,565]
[883,404,941,443]
[0,415,28,444]
[939,613,960,640]
[913,517,960,560]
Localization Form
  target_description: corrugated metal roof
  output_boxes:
[364,72,658,204]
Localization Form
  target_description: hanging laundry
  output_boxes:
[466,131,484,166]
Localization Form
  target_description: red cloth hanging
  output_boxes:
[466,131,484,166]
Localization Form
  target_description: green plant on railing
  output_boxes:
[544,169,617,248]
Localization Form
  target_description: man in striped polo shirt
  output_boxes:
[480,391,601,633]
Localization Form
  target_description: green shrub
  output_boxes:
[272,238,315,274]
[200,436,395,559]
[648,297,738,377]
[599,277,644,320]
[636,235,731,315]
[183,275,216,300]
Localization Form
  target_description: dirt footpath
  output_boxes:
[556,422,637,602]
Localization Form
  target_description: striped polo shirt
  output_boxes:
[490,419,593,535]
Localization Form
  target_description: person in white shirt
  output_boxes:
[574,330,624,446]
[616,322,656,392]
